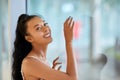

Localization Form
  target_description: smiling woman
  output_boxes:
[12,14,78,80]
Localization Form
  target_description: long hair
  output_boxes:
[12,14,39,80]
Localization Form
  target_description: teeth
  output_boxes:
[44,33,50,38]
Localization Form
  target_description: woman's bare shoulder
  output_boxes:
[22,56,45,74]
[22,56,41,66]
[22,56,50,69]
[21,56,52,78]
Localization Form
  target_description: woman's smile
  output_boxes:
[44,33,51,38]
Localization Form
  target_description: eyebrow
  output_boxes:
[34,20,46,28]
[34,23,40,28]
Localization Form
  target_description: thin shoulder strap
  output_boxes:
[26,56,49,66]
[27,56,41,61]
[21,70,26,80]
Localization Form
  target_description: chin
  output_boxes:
[45,37,52,45]
[41,37,53,45]
[48,38,53,43]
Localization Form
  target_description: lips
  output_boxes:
[44,33,51,38]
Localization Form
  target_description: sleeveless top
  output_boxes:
[21,56,49,80]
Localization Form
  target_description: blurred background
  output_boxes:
[0,0,120,80]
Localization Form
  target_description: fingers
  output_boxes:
[52,62,62,69]
[58,65,62,71]
[71,20,74,29]
[52,56,62,70]
[53,56,59,65]
[65,16,70,24]
[64,16,74,29]
[69,17,74,29]
[68,17,73,26]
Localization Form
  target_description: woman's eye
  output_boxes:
[36,27,42,31]
[44,23,48,26]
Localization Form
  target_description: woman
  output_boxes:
[12,14,78,80]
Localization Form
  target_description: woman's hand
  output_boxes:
[52,56,62,70]
[64,16,74,43]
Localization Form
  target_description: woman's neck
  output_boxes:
[30,45,48,60]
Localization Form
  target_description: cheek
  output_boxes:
[32,32,44,41]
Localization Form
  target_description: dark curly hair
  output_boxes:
[12,14,40,80]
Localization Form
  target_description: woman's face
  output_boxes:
[26,17,52,45]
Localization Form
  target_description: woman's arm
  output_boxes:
[64,16,78,79]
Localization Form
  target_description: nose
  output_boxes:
[42,26,49,33]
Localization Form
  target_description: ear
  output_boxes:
[25,35,33,43]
